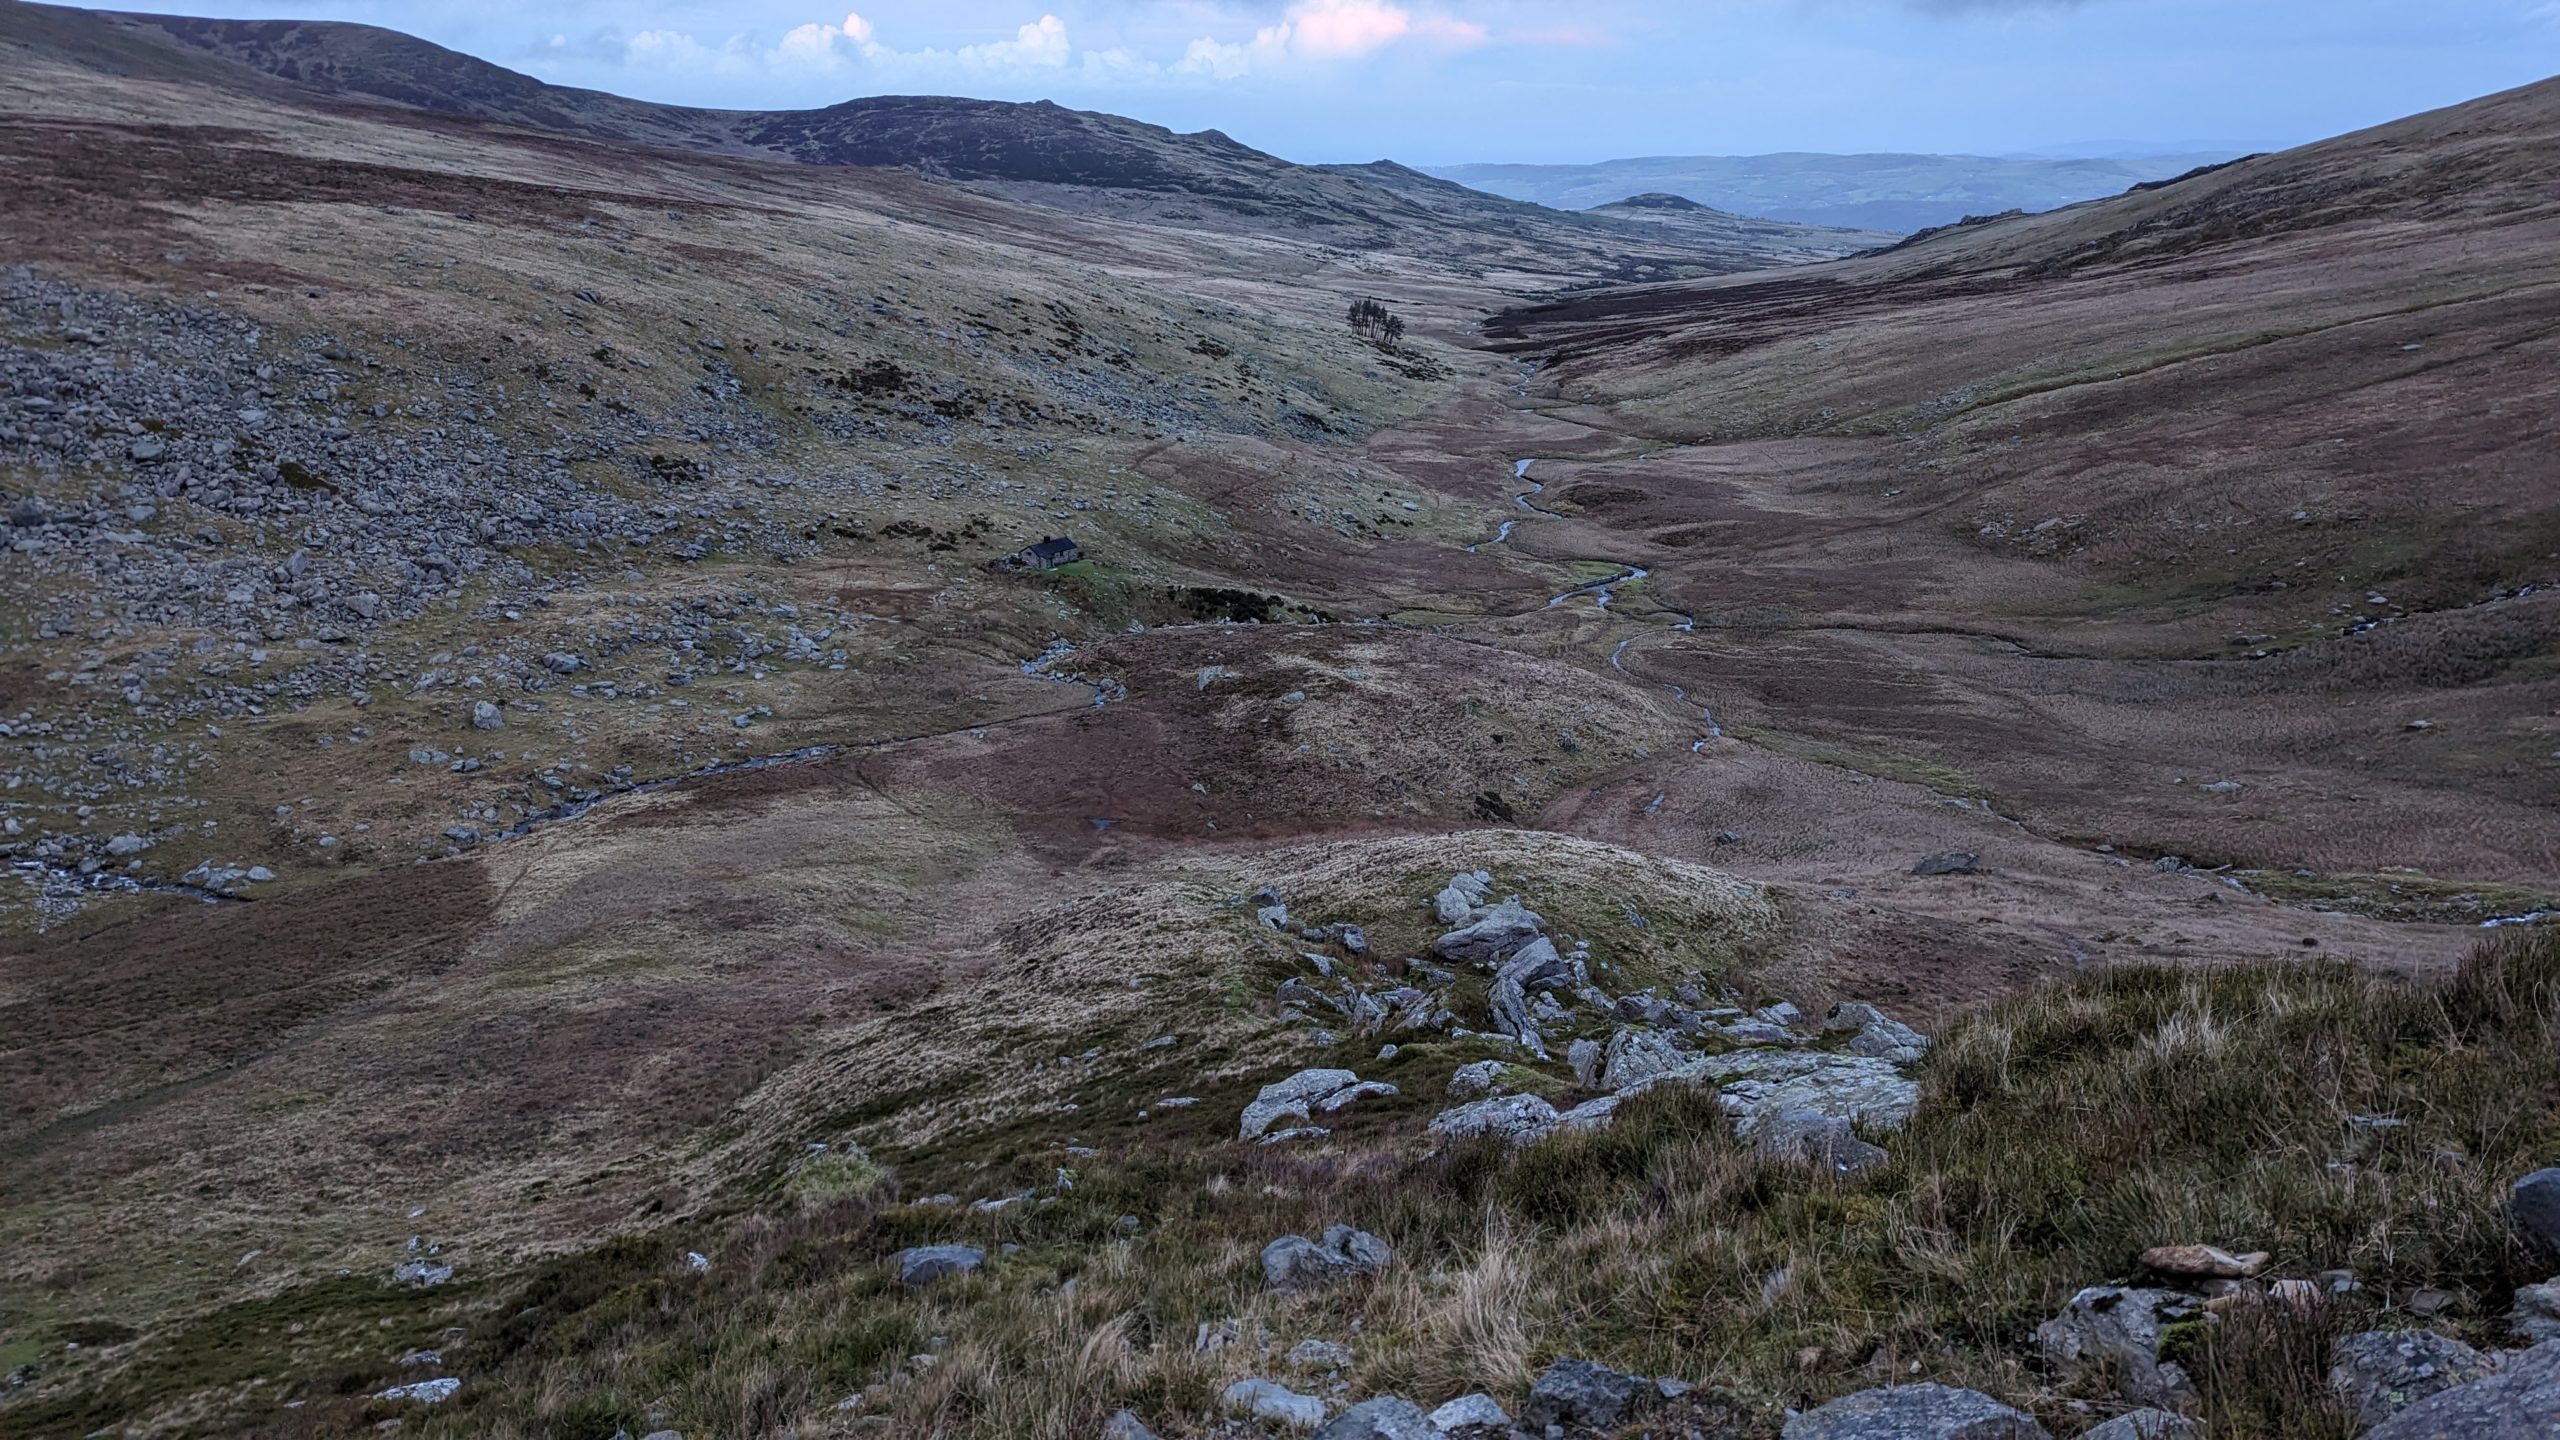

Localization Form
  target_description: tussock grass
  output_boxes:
[42,927,2560,1437]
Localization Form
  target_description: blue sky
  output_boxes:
[118,0,2560,163]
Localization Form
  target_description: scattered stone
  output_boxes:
[1224,1378,1329,1430]
[2033,1287,2201,1407]
[104,832,150,857]
[1522,1358,1661,1432]
[1782,1383,2049,1439]
[375,1378,462,1404]
[1910,853,1982,877]
[1427,1393,1512,1433]
[469,699,503,731]
[2141,1244,2271,1280]
[895,1245,985,1286]
[391,1260,454,1288]
[1288,1338,1355,1371]
[1310,1396,1434,1439]
[2329,1328,2497,1427]
[1261,1225,1392,1291]
[1103,1412,1160,1440]
[2364,1339,2560,1440]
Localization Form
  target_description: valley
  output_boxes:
[1,5,2556,1438]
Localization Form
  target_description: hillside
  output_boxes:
[1431,149,2247,233]
[1,5,2555,1438]
[0,3,1884,279]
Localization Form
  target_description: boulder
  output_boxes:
[1447,1060,1512,1100]
[2032,1287,2201,1407]
[1427,1094,1559,1147]
[2511,1276,2560,1344]
[470,699,504,731]
[1782,1383,2048,1439]
[1568,1037,1603,1087]
[1427,1393,1512,1434]
[2365,1340,2560,1439]
[1262,1225,1393,1291]
[895,1245,984,1286]
[1521,1357,1660,1431]
[1310,1396,1435,1439]
[374,1378,463,1405]
[1434,899,1545,963]
[2081,1412,2201,1440]
[1754,1106,1890,1179]
[1601,1026,1689,1091]
[2514,1168,2560,1258]
[1823,1002,1931,1065]
[1910,853,1982,877]
[1103,1412,1160,1440]
[1224,1378,1329,1430]
[1557,1095,1623,1133]
[1498,936,1574,992]
[1694,1049,1923,1135]
[2328,1329,2497,1427]
[1487,973,1543,1056]
[1241,1068,1361,1141]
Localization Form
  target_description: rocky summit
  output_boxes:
[2,3,2556,1437]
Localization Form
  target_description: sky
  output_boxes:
[113,0,2560,164]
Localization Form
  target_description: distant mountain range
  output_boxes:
[1426,152,2247,234]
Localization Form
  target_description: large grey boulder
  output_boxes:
[1521,1357,1662,1431]
[1310,1396,1434,1439]
[2081,1411,2200,1440]
[1262,1225,1393,1291]
[1824,1002,1931,1066]
[1497,936,1575,993]
[2515,1168,2560,1258]
[1241,1069,1362,1140]
[1434,899,1545,963]
[1782,1383,2049,1439]
[1487,973,1544,1057]
[2328,1329,2498,1427]
[895,1245,984,1286]
[1427,1093,1559,1147]
[1601,1026,1689,1091]
[1682,1049,1924,1135]
[2365,1340,2560,1439]
[2032,1287,2200,1407]
[1755,1106,1890,1179]
[1225,1378,1328,1429]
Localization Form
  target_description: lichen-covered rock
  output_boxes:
[2365,1340,2560,1440]
[1224,1378,1328,1430]
[1427,1093,1559,1146]
[1241,1068,1362,1140]
[1783,1383,2049,1439]
[1823,1002,1931,1065]
[1434,899,1545,963]
[2513,1276,2560,1343]
[1427,1393,1512,1434]
[1754,1106,1890,1178]
[895,1244,985,1286]
[1310,1396,1434,1439]
[2329,1328,2497,1427]
[1601,1026,1688,1091]
[1261,1225,1392,1291]
[2033,1287,2202,1407]
[1447,1060,1512,1099]
[1521,1358,1663,1431]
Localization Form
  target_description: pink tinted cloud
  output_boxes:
[1285,0,1487,58]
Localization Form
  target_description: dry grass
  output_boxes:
[28,923,2547,1437]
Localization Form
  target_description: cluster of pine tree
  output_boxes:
[1347,297,1407,348]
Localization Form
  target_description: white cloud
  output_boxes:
[1178,0,1487,78]
[775,12,883,67]
[956,14,1072,70]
